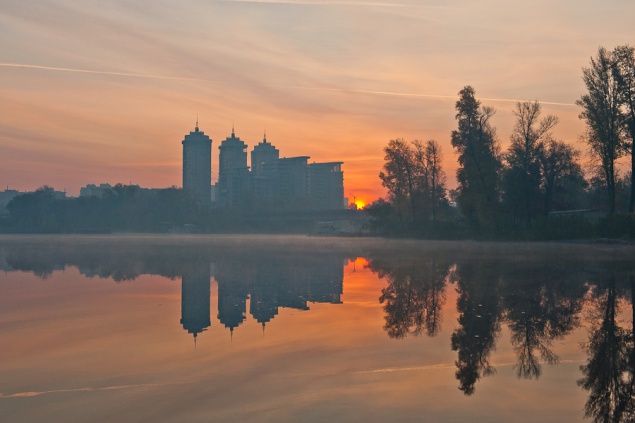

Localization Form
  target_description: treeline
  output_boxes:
[367,45,635,240]
[0,184,357,234]
[0,184,204,233]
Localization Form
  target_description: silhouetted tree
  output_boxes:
[613,45,635,213]
[540,138,587,215]
[503,101,558,227]
[451,86,501,231]
[379,138,448,232]
[423,140,448,221]
[578,47,627,214]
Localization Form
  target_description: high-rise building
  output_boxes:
[307,162,344,210]
[182,121,212,207]
[217,127,249,207]
[250,133,279,202]
[277,156,310,202]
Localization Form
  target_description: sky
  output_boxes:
[1,0,634,205]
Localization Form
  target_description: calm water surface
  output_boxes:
[0,236,633,423]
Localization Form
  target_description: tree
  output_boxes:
[578,47,627,214]
[451,86,502,230]
[379,138,448,230]
[540,138,587,215]
[424,140,448,221]
[613,45,635,213]
[503,101,558,227]
[379,138,418,224]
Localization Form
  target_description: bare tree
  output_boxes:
[577,47,627,214]
[612,45,635,213]
[540,138,586,215]
[504,101,559,226]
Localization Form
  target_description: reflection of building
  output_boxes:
[180,262,211,340]
[182,122,212,207]
[214,255,344,334]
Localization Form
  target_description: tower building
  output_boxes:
[250,133,279,201]
[182,121,212,207]
[217,127,249,207]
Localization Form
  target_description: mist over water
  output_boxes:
[1,235,634,423]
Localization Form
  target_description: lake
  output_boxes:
[1,235,633,423]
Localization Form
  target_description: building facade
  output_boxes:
[182,122,212,207]
[180,125,345,211]
[217,128,249,208]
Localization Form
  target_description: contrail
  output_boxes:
[0,383,158,398]
[0,62,206,83]
[356,358,584,374]
[0,62,577,107]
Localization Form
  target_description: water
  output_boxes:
[0,236,633,423]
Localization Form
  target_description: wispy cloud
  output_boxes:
[213,0,450,8]
[0,62,576,107]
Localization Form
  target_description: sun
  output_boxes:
[354,199,366,209]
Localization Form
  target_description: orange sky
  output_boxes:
[1,1,634,204]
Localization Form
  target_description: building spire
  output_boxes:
[195,115,199,132]
[231,122,235,138]
[263,129,267,144]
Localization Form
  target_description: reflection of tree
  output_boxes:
[502,264,585,379]
[369,258,450,339]
[578,274,635,422]
[450,261,502,395]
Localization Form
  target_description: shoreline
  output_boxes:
[1,233,634,259]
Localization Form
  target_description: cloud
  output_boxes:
[0,62,576,107]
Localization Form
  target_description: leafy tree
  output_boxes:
[613,45,635,213]
[503,101,558,227]
[451,86,502,230]
[578,47,627,214]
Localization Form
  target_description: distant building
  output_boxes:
[250,133,279,202]
[181,124,345,210]
[307,162,344,210]
[79,183,113,198]
[277,156,310,203]
[216,127,249,208]
[182,121,212,207]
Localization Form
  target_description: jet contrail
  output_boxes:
[0,62,206,82]
[0,62,577,107]
[0,383,158,398]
